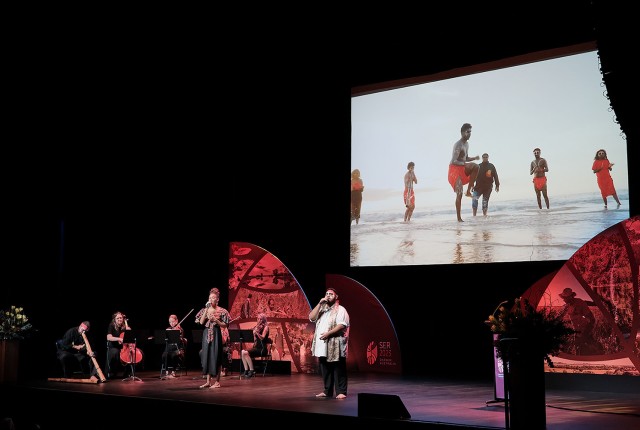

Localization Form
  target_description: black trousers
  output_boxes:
[162,348,184,370]
[107,347,131,378]
[56,350,94,378]
[318,356,347,397]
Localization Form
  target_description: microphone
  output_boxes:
[205,302,211,308]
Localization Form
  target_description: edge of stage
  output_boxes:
[2,370,639,430]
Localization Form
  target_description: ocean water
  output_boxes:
[350,191,630,266]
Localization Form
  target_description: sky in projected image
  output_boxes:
[350,50,630,267]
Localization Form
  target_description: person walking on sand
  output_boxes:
[592,149,621,209]
[404,162,418,222]
[350,169,364,225]
[530,147,550,209]
[472,153,500,217]
[448,123,479,222]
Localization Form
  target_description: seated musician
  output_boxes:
[162,314,187,377]
[240,313,271,378]
[105,311,132,379]
[56,321,97,379]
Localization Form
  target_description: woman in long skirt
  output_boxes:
[195,288,230,388]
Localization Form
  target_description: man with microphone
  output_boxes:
[309,287,350,399]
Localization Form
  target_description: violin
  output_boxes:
[119,318,144,365]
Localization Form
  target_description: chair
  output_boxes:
[105,341,112,378]
[253,340,273,377]
[160,349,187,378]
[54,340,66,377]
[105,340,132,379]
[55,340,87,378]
[160,331,187,378]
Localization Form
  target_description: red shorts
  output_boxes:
[533,176,547,191]
[404,188,415,207]
[448,164,469,193]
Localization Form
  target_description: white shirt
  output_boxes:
[311,304,349,358]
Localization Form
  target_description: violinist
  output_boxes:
[162,314,187,377]
[105,311,131,379]
[240,313,271,378]
[195,288,230,389]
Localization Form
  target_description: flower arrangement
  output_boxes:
[0,305,34,340]
[485,297,576,364]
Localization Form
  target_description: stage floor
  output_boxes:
[4,370,639,429]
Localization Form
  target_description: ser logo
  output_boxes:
[366,341,378,364]
[366,341,393,365]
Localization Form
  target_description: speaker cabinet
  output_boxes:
[358,393,411,419]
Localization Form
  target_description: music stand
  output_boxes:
[121,330,142,382]
[160,329,184,379]
[228,329,254,379]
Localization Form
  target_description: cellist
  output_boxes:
[106,311,132,379]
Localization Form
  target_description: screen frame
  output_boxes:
[349,41,630,267]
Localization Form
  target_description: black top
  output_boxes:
[58,326,87,355]
[474,161,499,194]
[107,322,127,350]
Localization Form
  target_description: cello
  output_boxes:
[119,318,144,365]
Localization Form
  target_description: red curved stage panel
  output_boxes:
[524,216,640,376]
[228,243,402,374]
[228,242,317,374]
[325,274,402,374]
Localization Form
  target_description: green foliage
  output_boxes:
[485,297,576,361]
[0,305,34,340]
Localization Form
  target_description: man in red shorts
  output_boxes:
[448,122,479,222]
[530,147,550,209]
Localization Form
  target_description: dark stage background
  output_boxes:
[5,2,637,381]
